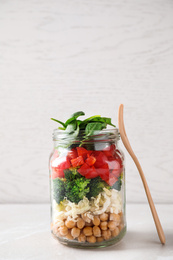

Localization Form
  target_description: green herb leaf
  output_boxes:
[65,120,79,137]
[102,117,116,127]
[85,122,104,136]
[65,111,85,126]
[51,118,66,127]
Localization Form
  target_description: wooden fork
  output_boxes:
[118,104,165,245]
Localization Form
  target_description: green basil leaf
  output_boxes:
[80,116,101,129]
[71,111,85,118]
[65,120,79,137]
[65,111,85,126]
[82,115,101,123]
[85,122,103,136]
[51,118,66,127]
[65,120,77,134]
[102,117,116,127]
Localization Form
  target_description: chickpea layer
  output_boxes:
[52,211,124,244]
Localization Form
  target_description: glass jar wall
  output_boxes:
[49,129,126,248]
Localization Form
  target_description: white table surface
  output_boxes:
[0,204,172,260]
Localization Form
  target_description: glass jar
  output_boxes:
[49,128,126,248]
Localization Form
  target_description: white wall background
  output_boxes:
[0,0,173,204]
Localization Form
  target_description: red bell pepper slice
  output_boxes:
[68,148,78,160]
[85,156,96,166]
[94,152,107,168]
[51,156,71,179]
[111,159,122,177]
[78,163,90,176]
[78,162,99,178]
[85,166,99,179]
[52,167,65,179]
[106,174,118,186]
[96,163,110,181]
[71,156,84,168]
[76,147,88,159]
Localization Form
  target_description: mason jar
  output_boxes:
[49,128,126,248]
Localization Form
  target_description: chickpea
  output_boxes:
[109,213,121,224]
[71,227,80,238]
[56,230,63,237]
[83,226,93,236]
[85,222,93,227]
[108,221,117,231]
[78,233,86,242]
[59,226,68,236]
[92,216,100,226]
[111,227,119,237]
[102,230,111,240]
[96,237,104,242]
[100,221,107,230]
[93,226,101,237]
[119,212,124,224]
[100,213,108,221]
[66,231,74,240]
[87,236,96,243]
[65,220,76,229]
[119,223,124,231]
[119,211,123,218]
[101,230,107,237]
[77,218,85,229]
[52,225,59,235]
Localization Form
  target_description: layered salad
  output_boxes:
[50,112,125,245]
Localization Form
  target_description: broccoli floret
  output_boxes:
[64,168,80,181]
[86,176,110,200]
[53,178,66,204]
[65,176,90,204]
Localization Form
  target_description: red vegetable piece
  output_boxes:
[78,163,90,176]
[96,163,110,181]
[111,159,122,177]
[51,149,59,161]
[52,167,65,179]
[110,152,123,177]
[77,147,88,159]
[94,152,107,168]
[68,148,78,160]
[85,156,96,166]
[78,162,99,178]
[91,150,100,157]
[106,174,118,186]
[103,144,116,158]
[85,166,99,179]
[51,156,71,179]
[71,156,84,168]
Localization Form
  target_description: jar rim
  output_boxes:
[53,127,120,143]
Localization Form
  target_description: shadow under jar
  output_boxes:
[49,129,126,248]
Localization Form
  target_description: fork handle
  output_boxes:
[118,104,165,245]
[131,153,165,245]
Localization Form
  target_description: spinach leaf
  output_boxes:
[102,117,115,127]
[65,111,85,126]
[51,118,66,128]
[80,116,115,129]
[65,120,79,137]
[85,122,104,136]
